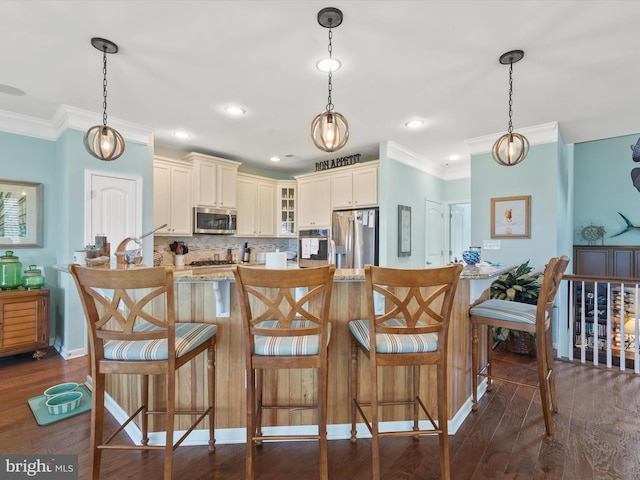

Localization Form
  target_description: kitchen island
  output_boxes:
[85,263,512,445]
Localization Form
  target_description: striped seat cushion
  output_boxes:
[103,322,217,361]
[254,320,330,356]
[470,299,540,324]
[349,318,438,354]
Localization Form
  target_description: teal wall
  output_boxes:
[574,133,640,246]
[0,128,154,356]
[470,140,569,273]
[0,130,59,281]
[378,154,444,268]
[444,177,471,203]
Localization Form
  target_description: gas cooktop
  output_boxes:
[190,260,237,267]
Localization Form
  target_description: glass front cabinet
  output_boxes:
[277,182,296,237]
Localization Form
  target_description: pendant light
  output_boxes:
[84,37,125,161]
[311,7,349,153]
[492,50,529,166]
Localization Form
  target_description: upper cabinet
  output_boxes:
[183,152,241,209]
[236,174,276,237]
[277,181,297,237]
[296,175,331,229]
[153,157,193,236]
[331,163,378,210]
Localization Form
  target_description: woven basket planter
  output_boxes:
[504,331,536,356]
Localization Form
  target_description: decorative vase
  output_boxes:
[462,250,480,266]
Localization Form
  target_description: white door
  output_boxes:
[449,203,471,263]
[425,199,444,267]
[86,171,142,253]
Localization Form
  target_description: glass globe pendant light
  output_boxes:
[311,7,349,153]
[492,50,529,166]
[84,37,125,161]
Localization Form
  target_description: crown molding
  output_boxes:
[52,105,153,145]
[381,141,471,180]
[0,110,57,140]
[0,105,153,145]
[464,121,560,155]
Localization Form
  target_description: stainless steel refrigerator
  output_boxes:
[332,208,379,268]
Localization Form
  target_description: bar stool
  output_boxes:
[470,255,569,435]
[349,264,463,480]
[69,264,217,480]
[233,264,336,480]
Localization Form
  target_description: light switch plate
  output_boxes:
[482,240,501,250]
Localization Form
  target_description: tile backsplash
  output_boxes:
[154,234,297,265]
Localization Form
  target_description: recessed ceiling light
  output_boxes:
[270,156,281,162]
[405,120,424,129]
[225,106,246,115]
[173,131,190,139]
[449,154,461,161]
[316,58,341,73]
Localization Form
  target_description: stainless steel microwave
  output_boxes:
[194,207,237,235]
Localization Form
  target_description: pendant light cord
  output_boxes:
[507,62,514,135]
[102,49,109,127]
[326,23,334,113]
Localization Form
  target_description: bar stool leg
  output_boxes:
[350,339,358,443]
[471,323,479,411]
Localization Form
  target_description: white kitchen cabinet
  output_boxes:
[277,181,296,237]
[296,175,331,229]
[154,157,193,236]
[331,164,378,210]
[236,174,276,237]
[183,152,241,209]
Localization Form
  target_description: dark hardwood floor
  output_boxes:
[2,345,640,479]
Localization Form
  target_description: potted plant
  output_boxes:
[490,260,542,354]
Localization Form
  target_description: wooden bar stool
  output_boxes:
[233,264,336,480]
[470,255,569,435]
[349,264,463,480]
[70,264,217,480]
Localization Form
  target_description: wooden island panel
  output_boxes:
[102,269,484,436]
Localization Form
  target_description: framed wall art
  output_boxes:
[0,179,43,248]
[398,204,411,256]
[491,195,530,238]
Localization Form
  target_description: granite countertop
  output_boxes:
[55,262,514,282]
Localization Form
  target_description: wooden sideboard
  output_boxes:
[0,288,49,359]
[573,245,640,278]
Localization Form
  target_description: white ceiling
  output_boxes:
[1,1,640,177]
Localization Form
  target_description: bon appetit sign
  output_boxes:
[315,153,361,172]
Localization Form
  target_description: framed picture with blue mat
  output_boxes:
[28,384,92,426]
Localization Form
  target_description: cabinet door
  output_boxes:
[331,172,353,209]
[0,292,48,355]
[195,161,218,207]
[353,167,378,207]
[153,163,172,234]
[169,165,193,235]
[218,164,238,208]
[574,247,609,276]
[298,176,331,228]
[314,176,332,227]
[613,249,634,278]
[277,183,296,237]
[297,179,315,228]
[236,177,257,236]
[256,181,276,236]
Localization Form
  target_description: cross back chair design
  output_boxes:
[470,255,569,435]
[69,264,217,480]
[233,264,336,480]
[349,263,463,480]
